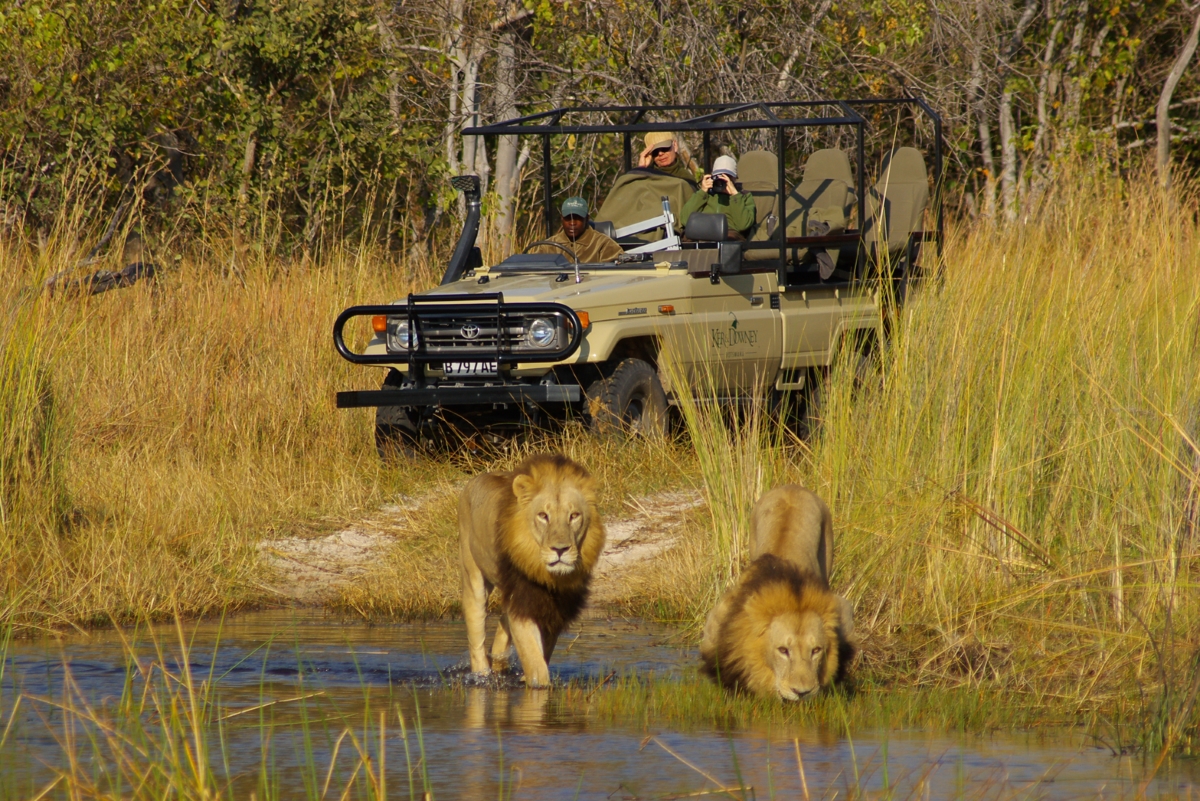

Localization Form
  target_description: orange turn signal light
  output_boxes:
[658,304,675,315]
[371,315,388,333]
[576,311,590,328]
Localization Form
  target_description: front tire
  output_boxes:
[585,358,669,438]
[375,370,421,462]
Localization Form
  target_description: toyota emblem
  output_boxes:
[460,324,481,340]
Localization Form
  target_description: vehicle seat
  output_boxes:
[864,147,929,259]
[684,212,728,242]
[786,148,856,236]
[785,148,857,274]
[737,150,782,261]
[590,220,617,240]
[595,169,693,252]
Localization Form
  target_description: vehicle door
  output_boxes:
[680,253,782,395]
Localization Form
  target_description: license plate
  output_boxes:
[444,361,498,377]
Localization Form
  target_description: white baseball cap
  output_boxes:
[711,155,738,177]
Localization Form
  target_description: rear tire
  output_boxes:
[585,358,669,438]
[375,370,421,462]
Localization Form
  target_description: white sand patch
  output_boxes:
[257,487,704,606]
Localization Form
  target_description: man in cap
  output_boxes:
[678,154,757,235]
[533,196,624,263]
[638,132,699,185]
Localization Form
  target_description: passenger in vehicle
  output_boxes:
[595,133,697,240]
[679,155,756,236]
[638,132,700,184]
[532,196,624,262]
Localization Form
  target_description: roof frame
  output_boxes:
[462,97,944,266]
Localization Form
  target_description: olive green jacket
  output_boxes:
[533,226,624,262]
[679,188,757,234]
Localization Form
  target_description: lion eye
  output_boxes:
[537,512,550,523]
[569,512,581,522]
[777,646,789,657]
[811,647,823,657]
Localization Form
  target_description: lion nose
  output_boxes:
[551,546,569,558]
[791,687,815,699]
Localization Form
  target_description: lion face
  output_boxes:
[513,474,591,575]
[766,611,831,701]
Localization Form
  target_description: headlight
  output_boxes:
[526,317,557,348]
[387,319,418,351]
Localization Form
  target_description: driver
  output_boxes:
[532,196,624,263]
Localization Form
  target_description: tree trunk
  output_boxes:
[1157,8,1200,189]
[1032,11,1065,167]
[492,20,522,251]
[998,0,1039,222]
[1062,0,1088,128]
[969,0,998,219]
[999,89,1019,221]
[775,0,833,94]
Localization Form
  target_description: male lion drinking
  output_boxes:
[459,453,606,687]
[701,485,856,700]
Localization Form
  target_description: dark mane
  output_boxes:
[496,552,589,633]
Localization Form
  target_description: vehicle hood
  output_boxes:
[408,270,692,319]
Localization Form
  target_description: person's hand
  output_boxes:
[638,144,654,168]
[724,179,739,196]
[699,174,714,192]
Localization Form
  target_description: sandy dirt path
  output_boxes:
[258,489,704,606]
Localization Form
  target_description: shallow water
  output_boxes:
[2,611,1196,799]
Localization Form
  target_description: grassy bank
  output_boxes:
[1,169,1198,750]
[629,171,1200,752]
[0,227,456,630]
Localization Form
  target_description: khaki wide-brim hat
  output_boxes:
[644,131,677,150]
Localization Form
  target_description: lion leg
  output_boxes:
[700,595,732,659]
[490,613,513,664]
[508,615,551,687]
[540,626,561,663]
[461,544,492,675]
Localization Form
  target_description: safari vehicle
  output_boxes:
[333,99,943,455]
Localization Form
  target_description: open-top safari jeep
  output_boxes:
[333,99,943,456]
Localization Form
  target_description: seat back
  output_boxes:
[590,220,616,240]
[595,169,693,243]
[737,150,779,238]
[865,147,929,255]
[785,148,856,237]
[685,212,728,242]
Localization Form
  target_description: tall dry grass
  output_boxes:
[2,162,1197,749]
[0,219,458,631]
[642,169,1200,750]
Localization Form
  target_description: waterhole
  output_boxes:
[2,611,1195,799]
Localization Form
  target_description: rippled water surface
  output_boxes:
[3,611,1196,799]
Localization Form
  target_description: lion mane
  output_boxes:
[700,554,854,699]
[459,453,606,686]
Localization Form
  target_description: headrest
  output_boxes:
[738,150,778,188]
[802,149,854,185]
[685,212,728,242]
[590,220,616,240]
[878,147,927,186]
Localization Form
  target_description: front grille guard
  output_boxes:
[333,293,584,368]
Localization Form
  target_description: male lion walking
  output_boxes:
[701,485,855,700]
[459,453,606,687]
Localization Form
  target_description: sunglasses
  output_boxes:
[651,146,674,156]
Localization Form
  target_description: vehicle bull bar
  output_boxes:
[336,384,582,409]
[332,293,584,367]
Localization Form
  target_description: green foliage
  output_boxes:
[0,0,441,243]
